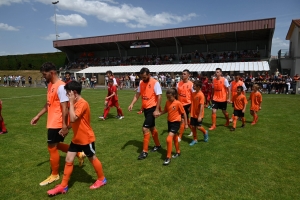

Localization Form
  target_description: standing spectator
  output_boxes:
[30,62,85,186]
[85,77,90,88]
[130,73,136,88]
[64,72,72,84]
[128,67,162,160]
[0,99,8,134]
[3,75,7,87]
[286,75,292,93]
[135,73,140,88]
[93,76,97,89]
[209,68,231,131]
[28,76,32,87]
[90,76,94,89]
[21,76,26,87]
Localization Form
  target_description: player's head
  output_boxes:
[140,67,150,83]
[193,80,202,91]
[166,88,178,101]
[40,62,57,83]
[252,84,259,92]
[235,75,240,81]
[108,78,114,85]
[237,86,243,94]
[215,68,222,77]
[106,70,113,76]
[182,69,190,80]
[64,81,82,95]
[65,72,71,80]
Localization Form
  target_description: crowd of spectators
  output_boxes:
[63,49,262,70]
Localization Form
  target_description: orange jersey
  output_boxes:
[190,91,205,119]
[139,78,161,109]
[71,98,95,145]
[164,100,185,122]
[177,80,193,105]
[249,91,262,111]
[230,80,245,100]
[47,80,67,128]
[232,94,247,110]
[212,77,229,102]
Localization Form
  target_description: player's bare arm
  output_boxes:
[30,103,48,125]
[128,92,140,111]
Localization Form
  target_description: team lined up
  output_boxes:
[26,63,262,196]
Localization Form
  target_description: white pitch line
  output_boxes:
[1,94,46,100]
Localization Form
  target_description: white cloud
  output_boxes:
[271,37,289,55]
[36,0,197,28]
[0,0,28,6]
[42,32,73,40]
[0,23,19,31]
[50,14,87,27]
[32,6,37,11]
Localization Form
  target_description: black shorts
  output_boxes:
[190,117,203,127]
[143,106,156,128]
[234,110,245,117]
[47,128,65,144]
[211,100,227,110]
[181,104,191,119]
[68,141,96,158]
[167,121,181,134]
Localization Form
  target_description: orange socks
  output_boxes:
[211,113,216,126]
[225,112,229,121]
[56,143,69,153]
[166,135,173,158]
[151,128,160,146]
[233,116,238,128]
[173,135,180,154]
[178,122,185,139]
[61,162,73,187]
[143,133,150,152]
[48,146,60,175]
[198,126,206,134]
[91,157,105,181]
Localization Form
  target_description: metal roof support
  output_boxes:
[149,40,159,56]
[115,42,122,58]
[174,37,180,62]
[203,34,208,53]
[235,31,238,51]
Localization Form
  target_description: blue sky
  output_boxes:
[0,0,299,56]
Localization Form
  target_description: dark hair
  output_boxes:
[106,70,113,75]
[166,88,178,100]
[183,69,190,74]
[40,62,57,72]
[193,80,202,88]
[140,67,150,75]
[237,86,243,91]
[64,81,82,95]
[65,71,71,76]
[216,68,222,72]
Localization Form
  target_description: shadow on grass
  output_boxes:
[68,165,95,188]
[121,139,143,153]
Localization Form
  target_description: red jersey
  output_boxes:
[107,85,118,101]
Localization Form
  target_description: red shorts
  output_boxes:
[108,100,120,108]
